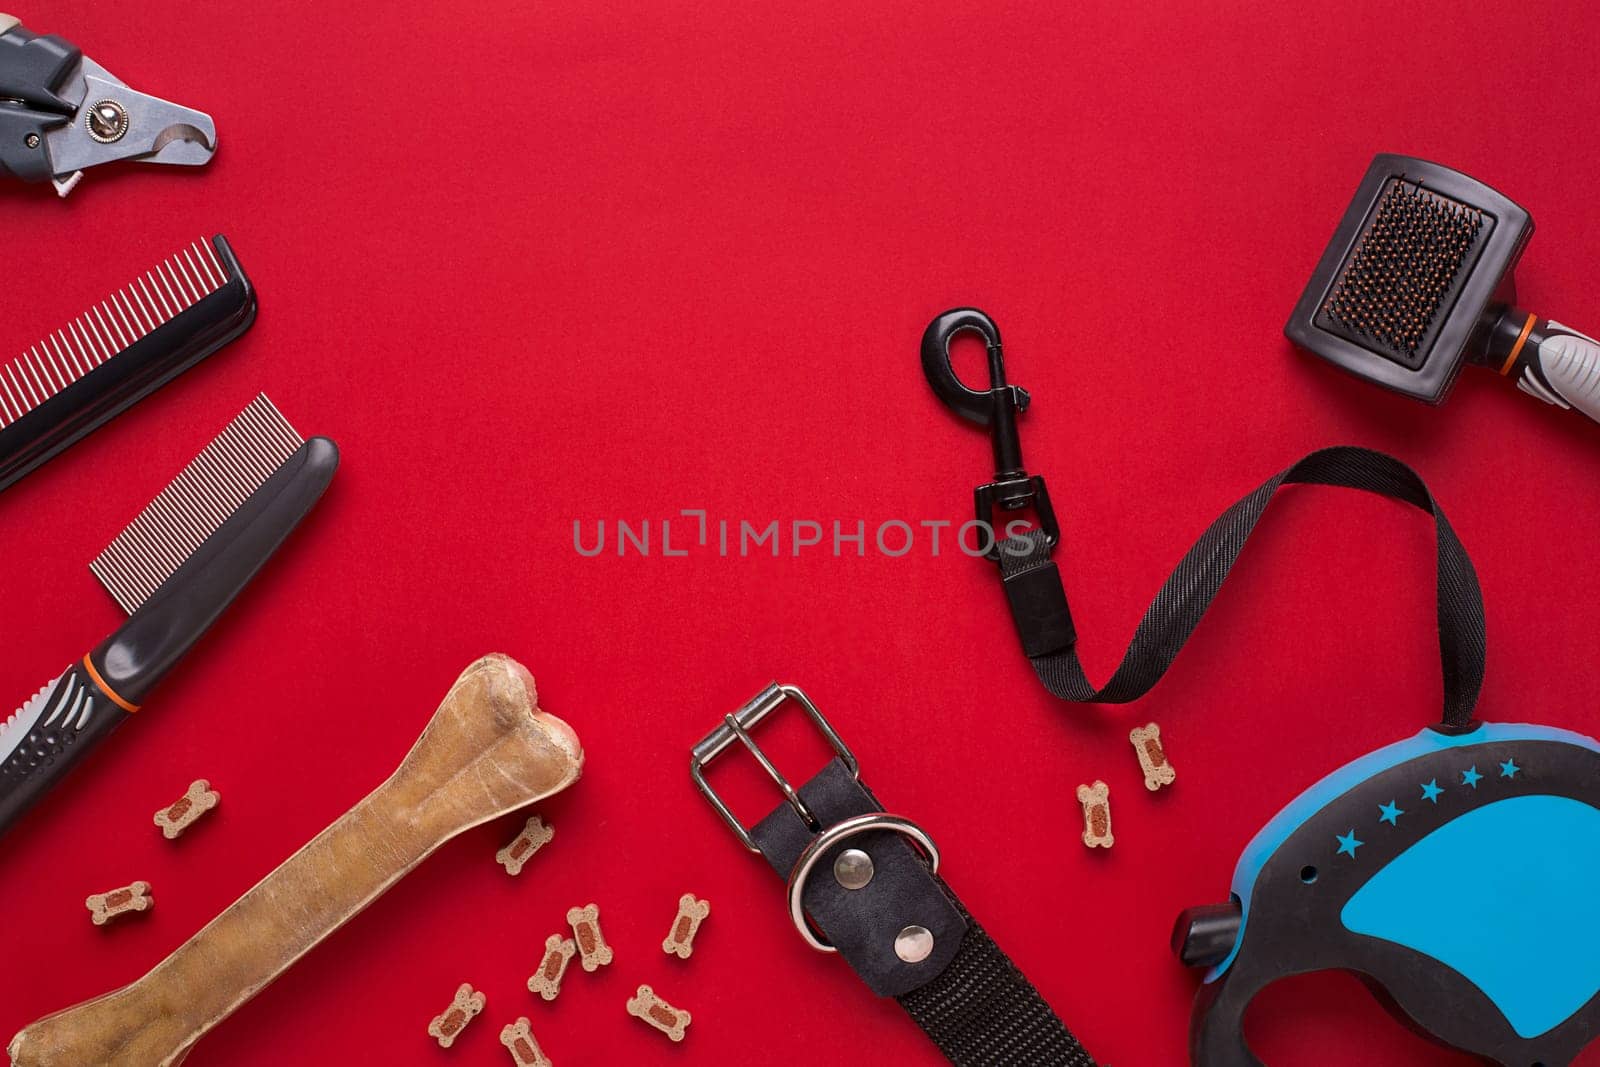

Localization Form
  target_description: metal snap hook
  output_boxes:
[919,307,1029,427]
[921,307,1058,558]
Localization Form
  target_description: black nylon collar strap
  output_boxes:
[748,759,1095,1065]
[991,446,1486,731]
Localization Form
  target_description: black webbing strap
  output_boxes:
[994,446,1486,730]
[900,907,1096,1067]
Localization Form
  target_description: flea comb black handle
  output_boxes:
[1484,309,1600,424]
[0,660,134,839]
[0,235,256,495]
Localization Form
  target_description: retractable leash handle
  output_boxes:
[917,310,1600,1067]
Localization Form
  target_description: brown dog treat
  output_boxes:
[626,984,691,1042]
[499,1017,552,1066]
[86,881,153,926]
[1129,722,1177,792]
[662,893,710,959]
[1077,781,1114,849]
[495,814,554,876]
[427,983,486,1049]
[9,655,583,1067]
[526,934,577,1001]
[566,903,613,971]
[153,779,220,840]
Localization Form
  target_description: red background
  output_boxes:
[4,2,1600,1064]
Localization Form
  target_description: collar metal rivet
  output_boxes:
[833,849,874,890]
[895,925,934,963]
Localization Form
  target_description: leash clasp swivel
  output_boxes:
[921,307,1058,559]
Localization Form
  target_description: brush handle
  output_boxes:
[1488,309,1600,423]
[7,655,583,1067]
[0,660,134,840]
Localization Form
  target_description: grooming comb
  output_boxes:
[1286,153,1600,424]
[0,395,336,839]
[0,235,255,495]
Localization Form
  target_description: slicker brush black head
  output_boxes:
[1286,154,1533,404]
[1321,180,1485,365]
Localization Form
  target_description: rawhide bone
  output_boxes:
[499,1017,552,1067]
[496,814,554,875]
[1077,780,1114,849]
[427,983,486,1048]
[8,655,583,1067]
[154,779,220,839]
[1129,722,1176,791]
[626,984,691,1042]
[527,934,577,1001]
[662,892,710,959]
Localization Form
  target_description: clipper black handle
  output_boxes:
[0,17,78,183]
[0,660,133,839]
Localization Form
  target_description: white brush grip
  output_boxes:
[1530,331,1600,423]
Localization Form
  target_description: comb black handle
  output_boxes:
[0,660,134,841]
[0,236,257,496]
[91,436,339,707]
[1484,308,1600,424]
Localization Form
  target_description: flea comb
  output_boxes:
[1286,153,1600,424]
[0,395,336,839]
[1175,723,1600,1065]
[0,235,255,495]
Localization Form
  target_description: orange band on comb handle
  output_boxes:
[82,655,139,713]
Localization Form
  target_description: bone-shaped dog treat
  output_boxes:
[153,779,220,840]
[427,983,486,1049]
[1077,780,1114,849]
[85,881,152,926]
[495,814,554,875]
[526,934,577,1001]
[566,903,613,971]
[499,1017,552,1067]
[9,655,583,1067]
[662,893,710,959]
[1129,722,1176,792]
[626,984,691,1042]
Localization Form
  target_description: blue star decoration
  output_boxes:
[1336,830,1364,858]
[1462,765,1483,789]
[1500,759,1521,779]
[1421,779,1444,804]
[1378,801,1404,825]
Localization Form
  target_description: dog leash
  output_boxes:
[922,308,1486,732]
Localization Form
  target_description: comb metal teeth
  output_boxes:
[89,394,305,615]
[0,240,228,429]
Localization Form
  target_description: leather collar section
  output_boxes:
[750,758,967,997]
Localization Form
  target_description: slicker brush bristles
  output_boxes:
[1322,179,1485,361]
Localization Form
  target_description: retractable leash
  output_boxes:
[692,685,1097,1067]
[923,308,1600,1067]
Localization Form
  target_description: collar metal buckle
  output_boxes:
[690,682,859,853]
